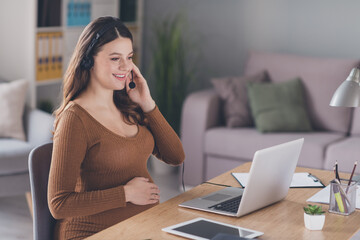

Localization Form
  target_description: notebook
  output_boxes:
[179,138,304,217]
[232,172,325,188]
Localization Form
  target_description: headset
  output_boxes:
[81,18,136,89]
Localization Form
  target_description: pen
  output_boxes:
[333,166,337,181]
[346,161,357,194]
[335,161,341,183]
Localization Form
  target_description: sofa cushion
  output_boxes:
[211,71,270,127]
[0,79,29,140]
[324,137,360,174]
[0,139,33,175]
[247,78,312,132]
[204,127,346,169]
[244,52,359,133]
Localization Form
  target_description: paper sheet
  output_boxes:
[306,185,360,209]
[232,172,324,188]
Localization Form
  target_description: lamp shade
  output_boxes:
[330,68,360,107]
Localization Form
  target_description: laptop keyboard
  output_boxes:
[209,195,242,213]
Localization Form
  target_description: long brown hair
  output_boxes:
[54,17,145,130]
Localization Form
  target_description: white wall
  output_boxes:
[242,0,360,59]
[142,0,245,91]
[0,0,36,107]
[142,0,360,92]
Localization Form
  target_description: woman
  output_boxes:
[48,16,185,240]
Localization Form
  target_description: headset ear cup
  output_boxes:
[88,57,94,69]
[81,56,94,70]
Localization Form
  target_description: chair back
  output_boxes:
[28,143,56,240]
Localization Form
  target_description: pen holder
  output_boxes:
[329,179,356,216]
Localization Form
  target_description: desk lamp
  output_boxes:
[330,67,360,107]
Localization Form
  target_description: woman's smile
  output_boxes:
[113,73,127,80]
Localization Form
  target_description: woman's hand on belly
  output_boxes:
[124,177,160,205]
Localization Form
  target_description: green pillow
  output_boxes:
[247,78,312,132]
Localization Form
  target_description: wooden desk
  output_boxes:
[86,163,360,239]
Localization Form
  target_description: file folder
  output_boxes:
[232,172,325,188]
[36,33,44,81]
[36,31,63,81]
[43,33,50,80]
[50,33,57,79]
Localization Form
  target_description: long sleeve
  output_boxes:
[48,110,126,219]
[145,106,185,165]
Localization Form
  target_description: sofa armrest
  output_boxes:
[26,109,55,147]
[180,89,221,186]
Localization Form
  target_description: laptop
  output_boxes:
[179,138,304,217]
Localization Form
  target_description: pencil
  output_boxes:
[346,161,357,194]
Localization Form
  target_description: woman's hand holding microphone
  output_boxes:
[126,63,156,113]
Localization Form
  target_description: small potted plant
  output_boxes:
[303,204,325,230]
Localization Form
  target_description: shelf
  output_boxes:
[1,0,142,109]
[36,78,63,86]
[65,26,87,32]
[37,26,63,32]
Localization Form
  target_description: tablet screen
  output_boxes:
[173,220,254,239]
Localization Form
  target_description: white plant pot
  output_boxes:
[304,213,325,230]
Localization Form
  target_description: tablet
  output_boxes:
[162,217,263,240]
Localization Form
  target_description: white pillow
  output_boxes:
[0,79,29,141]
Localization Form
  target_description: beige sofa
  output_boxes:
[181,52,360,186]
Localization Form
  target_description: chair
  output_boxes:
[28,143,56,240]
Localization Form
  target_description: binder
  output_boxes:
[36,32,49,81]
[232,172,325,188]
[37,0,61,27]
[36,33,44,81]
[85,1,91,25]
[56,32,63,78]
[49,32,57,79]
[36,31,63,81]
[67,0,91,27]
[43,33,50,80]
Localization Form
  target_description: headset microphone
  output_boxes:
[129,71,136,89]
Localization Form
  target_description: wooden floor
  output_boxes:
[0,164,183,240]
[0,194,33,240]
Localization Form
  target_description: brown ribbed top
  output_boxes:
[48,102,184,240]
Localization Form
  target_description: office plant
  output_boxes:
[149,13,197,135]
[38,99,54,114]
[303,204,325,230]
[303,204,325,215]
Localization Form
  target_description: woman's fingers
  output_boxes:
[125,73,132,92]
[124,177,160,205]
[150,192,160,200]
[131,62,141,76]
[152,187,160,194]
[131,63,146,82]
